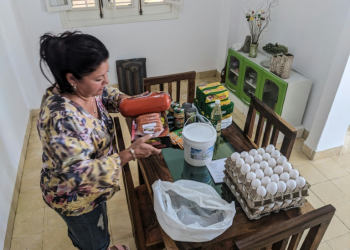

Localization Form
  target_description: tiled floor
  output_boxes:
[10,77,350,249]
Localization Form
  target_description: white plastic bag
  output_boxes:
[152,180,236,242]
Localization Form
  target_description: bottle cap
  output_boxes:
[215,100,220,105]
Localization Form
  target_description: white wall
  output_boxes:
[305,6,350,152]
[0,0,38,248]
[223,0,350,131]
[12,0,224,99]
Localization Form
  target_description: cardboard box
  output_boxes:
[131,111,172,149]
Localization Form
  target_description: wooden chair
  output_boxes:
[113,117,164,250]
[233,204,335,250]
[143,71,196,103]
[243,96,297,159]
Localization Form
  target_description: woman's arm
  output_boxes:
[101,86,129,113]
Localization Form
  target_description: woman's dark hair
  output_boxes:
[39,31,109,94]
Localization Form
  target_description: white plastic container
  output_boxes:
[182,122,217,167]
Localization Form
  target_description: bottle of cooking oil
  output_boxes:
[211,99,222,136]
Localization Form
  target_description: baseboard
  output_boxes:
[3,111,32,250]
[195,70,217,79]
[302,143,343,161]
[302,129,310,140]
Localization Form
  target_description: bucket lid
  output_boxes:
[182,123,216,144]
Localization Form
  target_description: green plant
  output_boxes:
[263,43,288,54]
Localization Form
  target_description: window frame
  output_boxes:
[60,0,179,28]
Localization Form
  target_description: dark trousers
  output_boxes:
[58,202,110,250]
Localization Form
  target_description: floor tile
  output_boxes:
[12,208,44,238]
[289,149,310,167]
[22,157,42,176]
[312,158,349,180]
[326,232,350,250]
[16,188,45,214]
[307,190,325,209]
[323,215,350,241]
[311,181,349,205]
[331,154,350,168]
[333,201,350,229]
[331,175,350,198]
[42,227,77,250]
[44,206,66,231]
[10,233,43,250]
[317,242,332,250]
[111,236,137,250]
[295,163,328,185]
[20,168,41,192]
[107,190,128,216]
[109,211,133,241]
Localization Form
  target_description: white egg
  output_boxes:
[231,152,241,161]
[259,161,268,170]
[255,169,264,179]
[270,174,280,183]
[268,202,275,209]
[275,201,283,206]
[254,154,263,163]
[271,150,281,159]
[264,167,273,177]
[282,162,292,172]
[236,158,245,167]
[249,149,258,156]
[262,153,271,161]
[296,177,306,188]
[257,148,265,155]
[277,156,287,165]
[241,164,251,174]
[273,165,284,175]
[261,176,271,186]
[258,206,265,212]
[257,186,267,197]
[285,199,293,205]
[289,169,300,180]
[245,155,255,165]
[268,158,277,168]
[286,179,297,190]
[266,182,278,195]
[246,172,256,181]
[251,179,261,188]
[230,185,235,190]
[280,173,290,182]
[266,144,275,153]
[251,163,260,171]
[277,181,287,192]
[240,151,249,158]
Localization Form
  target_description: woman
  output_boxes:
[38,31,161,250]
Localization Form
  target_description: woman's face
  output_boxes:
[68,60,110,97]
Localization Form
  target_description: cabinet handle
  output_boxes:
[242,98,250,105]
[227,85,236,93]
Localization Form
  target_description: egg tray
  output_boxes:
[224,174,307,220]
[224,158,310,209]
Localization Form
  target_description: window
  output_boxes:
[45,0,182,28]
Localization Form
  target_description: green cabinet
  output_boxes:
[225,49,288,116]
[225,49,244,97]
[259,71,287,115]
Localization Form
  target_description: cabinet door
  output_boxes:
[240,59,263,106]
[259,71,287,115]
[225,49,244,98]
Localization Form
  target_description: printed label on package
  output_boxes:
[190,146,214,160]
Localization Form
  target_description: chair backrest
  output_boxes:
[233,204,335,250]
[143,71,196,103]
[244,96,297,159]
[113,116,147,250]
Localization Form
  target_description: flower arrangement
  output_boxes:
[244,0,279,44]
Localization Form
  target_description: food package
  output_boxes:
[195,82,221,101]
[201,86,229,111]
[169,129,184,149]
[119,92,171,117]
[131,111,172,149]
[205,99,234,118]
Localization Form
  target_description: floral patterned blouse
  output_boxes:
[38,86,122,216]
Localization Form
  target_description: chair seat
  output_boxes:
[135,184,164,249]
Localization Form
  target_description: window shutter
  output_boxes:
[164,0,182,5]
[45,0,73,12]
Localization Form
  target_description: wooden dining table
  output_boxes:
[136,121,314,249]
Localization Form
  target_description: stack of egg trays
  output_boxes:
[224,158,310,215]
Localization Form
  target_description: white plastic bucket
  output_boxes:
[182,122,217,167]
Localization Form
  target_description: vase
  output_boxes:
[243,36,251,53]
[249,43,258,58]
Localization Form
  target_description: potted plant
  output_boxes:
[244,0,279,58]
